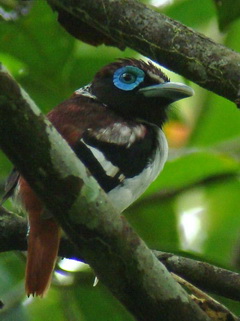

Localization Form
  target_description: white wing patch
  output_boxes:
[87,123,147,148]
[81,139,125,180]
[108,128,168,212]
[82,127,168,213]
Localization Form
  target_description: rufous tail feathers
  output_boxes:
[19,178,60,297]
[25,216,60,297]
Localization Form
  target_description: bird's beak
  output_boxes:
[139,82,194,102]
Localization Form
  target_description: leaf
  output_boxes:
[127,198,179,251]
[127,149,240,251]
[188,94,240,148]
[126,151,239,252]
[0,253,27,321]
[162,0,216,28]
[26,289,66,321]
[0,0,131,112]
[203,178,240,265]
[73,283,134,321]
[213,0,240,30]
[148,151,239,193]
[225,19,240,52]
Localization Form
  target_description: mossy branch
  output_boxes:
[48,0,240,106]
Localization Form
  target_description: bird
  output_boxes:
[2,58,194,297]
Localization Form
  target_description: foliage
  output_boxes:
[213,0,240,30]
[0,0,240,319]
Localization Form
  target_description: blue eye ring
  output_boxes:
[113,66,145,91]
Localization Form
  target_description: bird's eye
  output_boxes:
[120,72,136,84]
[113,66,145,91]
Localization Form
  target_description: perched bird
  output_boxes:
[3,58,194,297]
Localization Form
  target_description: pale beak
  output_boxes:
[139,82,194,102]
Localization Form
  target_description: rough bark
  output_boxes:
[48,0,240,105]
[1,207,240,304]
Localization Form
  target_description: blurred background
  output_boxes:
[0,0,240,320]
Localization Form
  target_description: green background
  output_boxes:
[0,0,240,319]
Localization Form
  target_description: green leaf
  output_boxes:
[26,289,66,321]
[149,151,239,192]
[188,94,240,147]
[162,0,216,28]
[225,18,240,52]
[214,0,240,30]
[202,178,240,265]
[175,178,240,267]
[0,253,27,321]
[72,283,134,321]
[0,1,130,111]
[127,151,239,253]
[127,199,179,251]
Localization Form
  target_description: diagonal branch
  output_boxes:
[47,0,240,105]
[154,251,240,302]
[0,65,210,320]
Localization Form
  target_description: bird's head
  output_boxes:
[90,59,194,127]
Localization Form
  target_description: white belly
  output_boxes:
[107,129,168,212]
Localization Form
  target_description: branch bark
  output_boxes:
[0,66,210,320]
[47,0,240,105]
[1,207,240,303]
[154,251,240,302]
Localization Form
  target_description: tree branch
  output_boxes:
[172,274,240,321]
[154,251,240,302]
[0,65,210,320]
[1,207,240,304]
[0,207,27,252]
[47,0,240,105]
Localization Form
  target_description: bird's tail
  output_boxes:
[19,177,60,297]
[25,216,60,297]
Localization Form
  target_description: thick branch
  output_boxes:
[48,0,240,104]
[0,66,210,320]
[1,207,240,303]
